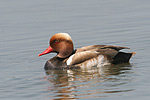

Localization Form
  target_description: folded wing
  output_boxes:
[66,45,130,65]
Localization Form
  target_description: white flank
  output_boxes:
[80,55,109,69]
[67,53,110,69]
[66,54,74,65]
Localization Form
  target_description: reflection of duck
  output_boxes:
[46,63,133,99]
[39,33,136,70]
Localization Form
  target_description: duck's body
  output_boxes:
[39,33,135,70]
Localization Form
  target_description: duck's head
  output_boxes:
[39,33,74,58]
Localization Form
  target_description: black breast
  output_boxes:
[44,56,67,70]
[44,50,79,70]
[44,56,80,70]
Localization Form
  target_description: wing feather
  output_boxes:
[77,45,129,52]
[67,51,99,65]
[67,45,130,66]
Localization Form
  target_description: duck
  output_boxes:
[39,33,136,70]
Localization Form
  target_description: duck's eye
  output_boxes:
[54,39,59,44]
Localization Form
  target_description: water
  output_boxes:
[0,0,150,100]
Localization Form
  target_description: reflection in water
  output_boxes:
[45,63,134,100]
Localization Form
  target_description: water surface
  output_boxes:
[0,0,150,100]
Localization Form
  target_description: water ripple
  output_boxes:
[45,63,134,100]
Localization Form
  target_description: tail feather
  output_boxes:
[112,52,136,64]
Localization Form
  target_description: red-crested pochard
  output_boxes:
[39,33,136,70]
